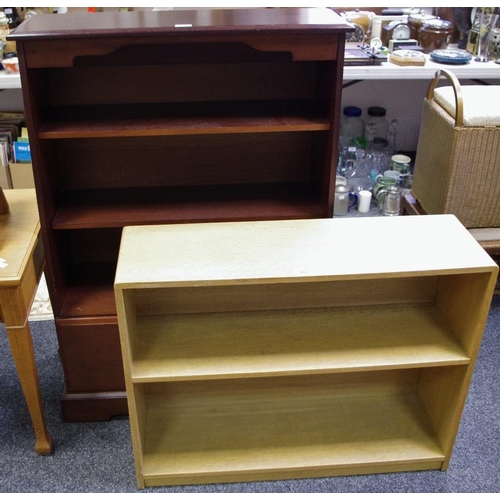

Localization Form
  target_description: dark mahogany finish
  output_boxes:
[10,8,351,39]
[10,8,352,421]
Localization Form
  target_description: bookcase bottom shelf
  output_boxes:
[137,372,445,487]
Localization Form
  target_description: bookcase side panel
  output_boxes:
[435,272,498,356]
[115,288,146,487]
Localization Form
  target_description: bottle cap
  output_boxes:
[335,184,349,194]
[343,106,362,117]
[367,106,386,117]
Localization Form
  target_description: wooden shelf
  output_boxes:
[60,262,118,318]
[115,215,498,488]
[52,184,323,230]
[131,303,469,382]
[39,102,330,139]
[140,376,444,486]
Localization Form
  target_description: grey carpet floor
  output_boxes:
[1,295,499,493]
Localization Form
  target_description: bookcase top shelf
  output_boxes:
[115,215,497,289]
[8,8,352,41]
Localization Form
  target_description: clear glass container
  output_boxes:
[364,106,389,142]
[334,184,350,216]
[339,106,364,148]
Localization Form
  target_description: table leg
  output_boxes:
[6,323,53,455]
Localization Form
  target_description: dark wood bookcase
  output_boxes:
[10,8,352,421]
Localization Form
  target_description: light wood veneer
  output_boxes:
[114,215,498,488]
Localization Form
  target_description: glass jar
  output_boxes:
[339,106,364,149]
[364,106,389,143]
[334,184,350,216]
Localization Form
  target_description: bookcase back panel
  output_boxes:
[56,133,315,189]
[144,369,421,406]
[47,61,317,106]
[132,275,439,316]
[67,228,122,265]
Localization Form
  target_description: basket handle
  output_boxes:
[426,69,464,127]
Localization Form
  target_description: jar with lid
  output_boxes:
[419,19,454,53]
[364,106,389,144]
[339,106,364,149]
[408,12,437,42]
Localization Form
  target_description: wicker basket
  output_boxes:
[411,69,500,228]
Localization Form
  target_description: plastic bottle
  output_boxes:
[364,106,389,143]
[339,106,364,149]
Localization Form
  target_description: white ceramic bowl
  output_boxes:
[2,57,19,74]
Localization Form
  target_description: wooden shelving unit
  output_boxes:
[10,8,352,420]
[115,215,498,488]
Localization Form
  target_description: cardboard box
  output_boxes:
[8,162,35,189]
[0,163,12,189]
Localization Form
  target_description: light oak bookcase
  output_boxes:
[114,215,498,488]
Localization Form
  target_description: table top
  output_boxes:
[2,56,498,91]
[343,48,500,81]
[0,71,22,89]
[0,189,40,287]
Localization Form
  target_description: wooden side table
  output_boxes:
[402,192,500,294]
[402,193,500,256]
[0,188,52,454]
